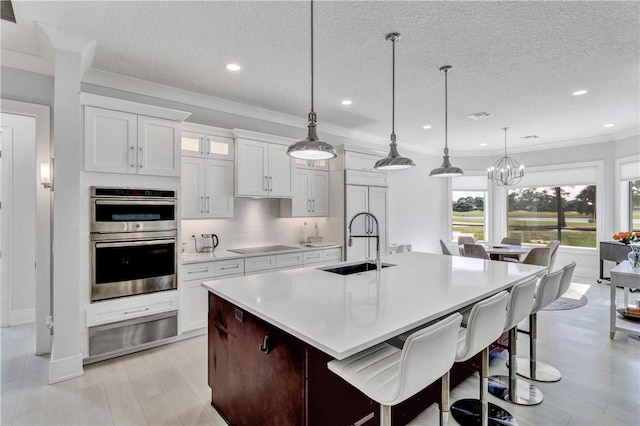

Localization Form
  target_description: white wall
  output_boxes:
[386,150,448,253]
[181,198,330,253]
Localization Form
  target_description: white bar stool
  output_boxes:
[327,313,462,426]
[488,276,544,407]
[450,291,510,426]
[512,269,564,382]
[556,261,577,299]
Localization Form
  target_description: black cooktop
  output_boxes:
[228,245,301,255]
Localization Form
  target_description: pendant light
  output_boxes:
[429,65,464,177]
[374,33,415,171]
[487,127,524,186]
[287,0,337,161]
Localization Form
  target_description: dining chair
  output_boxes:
[521,247,551,267]
[457,236,476,256]
[501,237,521,246]
[463,243,490,260]
[328,313,463,426]
[546,240,561,270]
[440,239,453,256]
[501,237,522,261]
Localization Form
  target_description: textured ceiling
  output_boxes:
[4,1,639,155]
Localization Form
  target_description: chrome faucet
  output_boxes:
[347,211,381,270]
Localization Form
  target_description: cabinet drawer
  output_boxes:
[86,291,179,327]
[214,258,245,277]
[244,255,276,273]
[303,250,324,265]
[182,262,215,281]
[322,248,342,262]
[276,252,304,269]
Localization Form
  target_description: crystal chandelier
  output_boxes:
[487,127,524,186]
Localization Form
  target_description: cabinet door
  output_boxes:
[345,185,369,261]
[181,279,209,332]
[137,116,181,177]
[181,131,204,158]
[181,157,205,219]
[236,139,269,196]
[368,187,388,259]
[291,169,311,216]
[204,135,234,160]
[267,143,294,197]
[84,106,137,174]
[293,158,328,170]
[310,171,329,216]
[204,159,234,218]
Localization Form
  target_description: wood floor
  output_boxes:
[2,277,639,426]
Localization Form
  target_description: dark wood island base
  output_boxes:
[208,293,483,426]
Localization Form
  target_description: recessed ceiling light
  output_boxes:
[480,143,487,147]
[422,125,432,129]
[225,63,241,71]
[604,123,615,128]
[572,90,588,96]
[341,99,352,105]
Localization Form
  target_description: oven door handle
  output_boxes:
[94,200,176,206]
[95,239,175,248]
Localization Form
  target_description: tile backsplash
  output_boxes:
[181,198,330,253]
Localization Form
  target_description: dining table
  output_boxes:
[460,243,531,261]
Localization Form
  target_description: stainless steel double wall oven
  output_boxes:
[90,187,177,302]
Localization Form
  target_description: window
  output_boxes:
[631,180,640,232]
[507,185,596,247]
[452,190,486,241]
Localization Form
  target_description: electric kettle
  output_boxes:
[201,234,219,253]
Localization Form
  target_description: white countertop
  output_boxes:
[201,251,546,360]
[181,243,342,264]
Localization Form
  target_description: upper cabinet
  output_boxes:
[234,130,294,198]
[181,126,234,161]
[281,169,329,217]
[82,94,190,177]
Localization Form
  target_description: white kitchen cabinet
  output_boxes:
[276,252,304,269]
[236,138,293,197]
[181,129,234,160]
[283,169,329,217]
[345,185,387,261]
[181,157,234,219]
[180,278,210,331]
[84,106,181,176]
[86,290,179,327]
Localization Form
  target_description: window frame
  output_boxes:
[449,173,490,242]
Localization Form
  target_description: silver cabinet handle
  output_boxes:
[124,307,150,315]
[188,268,209,274]
[206,196,210,213]
[264,176,268,191]
[138,147,143,168]
[258,334,270,354]
[269,176,273,191]
[200,196,204,213]
[200,137,204,155]
[312,199,315,212]
[205,138,211,156]
[307,199,311,212]
[129,146,135,168]
[220,265,239,270]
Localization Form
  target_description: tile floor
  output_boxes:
[1,277,639,426]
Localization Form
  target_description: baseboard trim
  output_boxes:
[10,308,35,325]
[49,350,84,384]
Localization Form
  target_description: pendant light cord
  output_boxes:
[310,0,315,118]
[444,69,448,153]
[503,127,509,155]
[391,36,396,141]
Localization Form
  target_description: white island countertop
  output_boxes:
[202,251,546,360]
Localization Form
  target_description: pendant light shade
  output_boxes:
[287,0,337,161]
[374,33,415,171]
[429,65,464,178]
[487,127,524,186]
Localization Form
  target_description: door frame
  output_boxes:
[1,99,52,355]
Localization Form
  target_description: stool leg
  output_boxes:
[451,347,517,426]
[440,372,450,426]
[488,327,544,405]
[481,347,489,426]
[514,313,562,382]
[380,404,391,426]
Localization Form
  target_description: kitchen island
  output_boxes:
[202,252,545,426]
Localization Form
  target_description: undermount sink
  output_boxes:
[322,262,394,276]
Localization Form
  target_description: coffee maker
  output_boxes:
[200,234,219,253]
